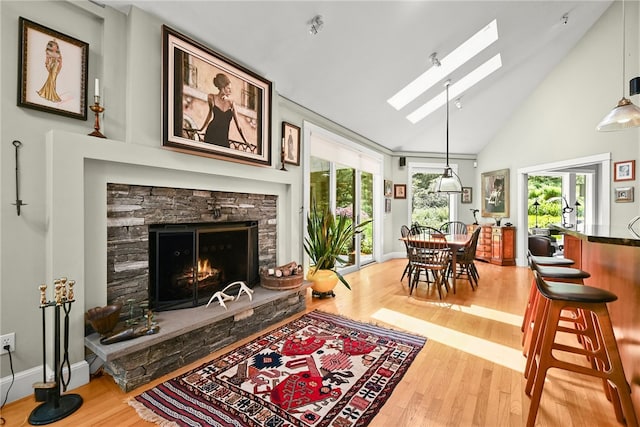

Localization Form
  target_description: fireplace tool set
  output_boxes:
[29,278,83,425]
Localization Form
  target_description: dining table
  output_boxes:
[401,233,472,293]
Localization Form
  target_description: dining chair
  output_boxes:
[406,231,450,299]
[439,221,468,235]
[448,226,481,293]
[411,224,447,239]
[400,225,412,281]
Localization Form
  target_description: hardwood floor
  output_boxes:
[1,259,626,426]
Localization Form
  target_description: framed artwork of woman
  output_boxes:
[282,122,301,166]
[162,26,272,166]
[18,17,89,120]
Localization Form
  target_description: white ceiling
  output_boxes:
[102,0,613,155]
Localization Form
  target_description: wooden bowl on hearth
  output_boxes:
[85,304,122,335]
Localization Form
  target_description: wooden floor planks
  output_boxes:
[0,259,627,426]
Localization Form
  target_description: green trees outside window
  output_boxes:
[411,172,450,228]
[528,175,584,229]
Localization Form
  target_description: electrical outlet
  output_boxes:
[1,332,16,355]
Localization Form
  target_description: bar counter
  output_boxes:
[551,225,640,417]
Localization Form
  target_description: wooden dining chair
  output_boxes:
[406,232,450,299]
[439,221,468,235]
[448,226,481,292]
[400,225,412,281]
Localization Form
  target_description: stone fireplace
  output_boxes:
[90,182,307,392]
[106,183,277,309]
[45,132,303,394]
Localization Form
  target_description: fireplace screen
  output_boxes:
[149,221,258,311]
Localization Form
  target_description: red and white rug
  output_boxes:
[129,310,426,426]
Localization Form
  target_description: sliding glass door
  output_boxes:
[305,122,382,273]
[309,159,374,270]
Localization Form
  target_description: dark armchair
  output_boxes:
[528,235,555,257]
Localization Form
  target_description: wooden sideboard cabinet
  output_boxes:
[470,224,492,262]
[468,224,516,266]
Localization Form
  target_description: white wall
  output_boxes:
[477,1,640,262]
[0,1,394,401]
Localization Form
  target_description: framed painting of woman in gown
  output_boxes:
[162,26,272,166]
[18,17,89,120]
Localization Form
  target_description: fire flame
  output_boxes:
[197,259,213,281]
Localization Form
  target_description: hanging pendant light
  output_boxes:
[596,0,640,131]
[436,80,463,193]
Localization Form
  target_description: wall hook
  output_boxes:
[12,140,27,216]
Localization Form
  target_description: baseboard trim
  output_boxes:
[0,360,89,404]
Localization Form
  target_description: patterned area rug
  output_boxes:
[129,310,426,426]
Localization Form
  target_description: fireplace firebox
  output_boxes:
[149,221,259,311]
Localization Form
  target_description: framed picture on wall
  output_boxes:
[615,186,634,202]
[162,26,272,166]
[394,184,406,199]
[481,168,510,218]
[384,180,393,197]
[385,198,391,213]
[461,187,473,204]
[282,122,300,165]
[614,160,635,182]
[17,17,89,120]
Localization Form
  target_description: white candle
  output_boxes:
[95,78,100,97]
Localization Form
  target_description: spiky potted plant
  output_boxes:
[304,201,372,297]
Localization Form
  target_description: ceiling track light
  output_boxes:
[309,15,324,35]
[430,53,441,67]
[596,0,640,131]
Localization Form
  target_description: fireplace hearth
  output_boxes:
[149,221,259,311]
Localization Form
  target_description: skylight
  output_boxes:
[407,54,503,124]
[386,18,499,114]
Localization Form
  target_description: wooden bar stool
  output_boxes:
[521,251,575,337]
[522,256,590,356]
[528,254,575,267]
[524,270,638,427]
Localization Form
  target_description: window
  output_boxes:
[408,163,458,228]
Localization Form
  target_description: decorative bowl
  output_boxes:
[85,304,122,335]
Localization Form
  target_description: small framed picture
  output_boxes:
[384,180,392,197]
[385,198,391,213]
[18,17,89,120]
[394,184,406,199]
[461,187,473,204]
[614,160,635,181]
[615,186,634,202]
[282,122,300,165]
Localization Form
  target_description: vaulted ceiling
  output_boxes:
[104,1,613,155]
